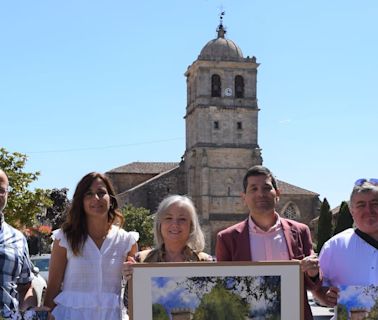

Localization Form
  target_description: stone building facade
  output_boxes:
[106,21,321,253]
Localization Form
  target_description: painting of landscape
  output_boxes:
[150,275,281,320]
[336,285,378,320]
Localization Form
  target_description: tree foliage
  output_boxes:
[364,285,378,320]
[316,198,333,253]
[0,148,52,227]
[181,275,280,319]
[336,303,348,320]
[152,303,169,320]
[122,204,154,249]
[366,299,378,319]
[333,201,354,236]
[193,283,249,320]
[45,188,70,229]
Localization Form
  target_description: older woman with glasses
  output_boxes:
[44,172,138,320]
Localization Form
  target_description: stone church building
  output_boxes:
[106,21,320,253]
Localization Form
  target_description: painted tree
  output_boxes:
[152,303,169,320]
[316,198,333,253]
[122,204,154,249]
[182,276,280,316]
[366,299,378,319]
[364,285,378,320]
[0,148,51,227]
[333,201,354,236]
[336,303,348,320]
[193,283,249,320]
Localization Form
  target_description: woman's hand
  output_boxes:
[122,256,136,281]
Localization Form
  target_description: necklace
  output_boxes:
[90,224,111,241]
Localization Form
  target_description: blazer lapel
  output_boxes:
[235,219,252,261]
[281,219,296,259]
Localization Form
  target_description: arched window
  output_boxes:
[235,75,244,98]
[282,202,300,220]
[211,74,221,97]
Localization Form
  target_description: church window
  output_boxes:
[282,203,300,220]
[214,121,219,129]
[211,74,221,97]
[237,122,242,130]
[235,75,244,98]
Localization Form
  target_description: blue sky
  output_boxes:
[1,1,377,208]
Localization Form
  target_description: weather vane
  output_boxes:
[216,8,226,37]
[219,9,225,27]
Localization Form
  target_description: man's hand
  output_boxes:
[17,282,37,311]
[312,286,339,307]
[324,286,339,307]
[300,254,319,278]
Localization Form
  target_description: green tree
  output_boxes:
[0,148,51,227]
[122,204,154,249]
[193,283,249,320]
[316,198,333,253]
[183,276,280,310]
[45,188,70,229]
[152,303,169,320]
[336,303,348,320]
[363,286,378,320]
[366,299,378,319]
[333,201,354,236]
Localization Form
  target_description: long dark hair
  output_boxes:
[61,172,124,255]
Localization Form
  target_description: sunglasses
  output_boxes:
[354,178,378,186]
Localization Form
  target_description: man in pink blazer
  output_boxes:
[216,165,320,320]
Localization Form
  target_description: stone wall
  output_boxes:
[117,166,186,212]
[106,172,155,194]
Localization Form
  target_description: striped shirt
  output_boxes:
[0,213,33,317]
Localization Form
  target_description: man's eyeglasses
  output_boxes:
[0,187,10,196]
[354,178,378,186]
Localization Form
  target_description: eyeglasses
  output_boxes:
[0,187,9,196]
[354,178,378,186]
[84,190,109,199]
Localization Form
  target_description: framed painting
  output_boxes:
[336,285,378,319]
[128,261,304,320]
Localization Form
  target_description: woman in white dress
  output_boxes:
[44,172,138,320]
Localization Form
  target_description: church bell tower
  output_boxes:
[182,16,263,251]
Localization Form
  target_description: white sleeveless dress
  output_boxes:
[52,226,138,320]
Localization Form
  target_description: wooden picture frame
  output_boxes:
[128,261,304,320]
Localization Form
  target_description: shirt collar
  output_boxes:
[249,212,282,234]
[355,228,378,250]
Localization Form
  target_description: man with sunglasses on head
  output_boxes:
[0,169,36,319]
[314,178,378,309]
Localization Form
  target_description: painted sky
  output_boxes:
[338,285,378,315]
[1,1,377,208]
